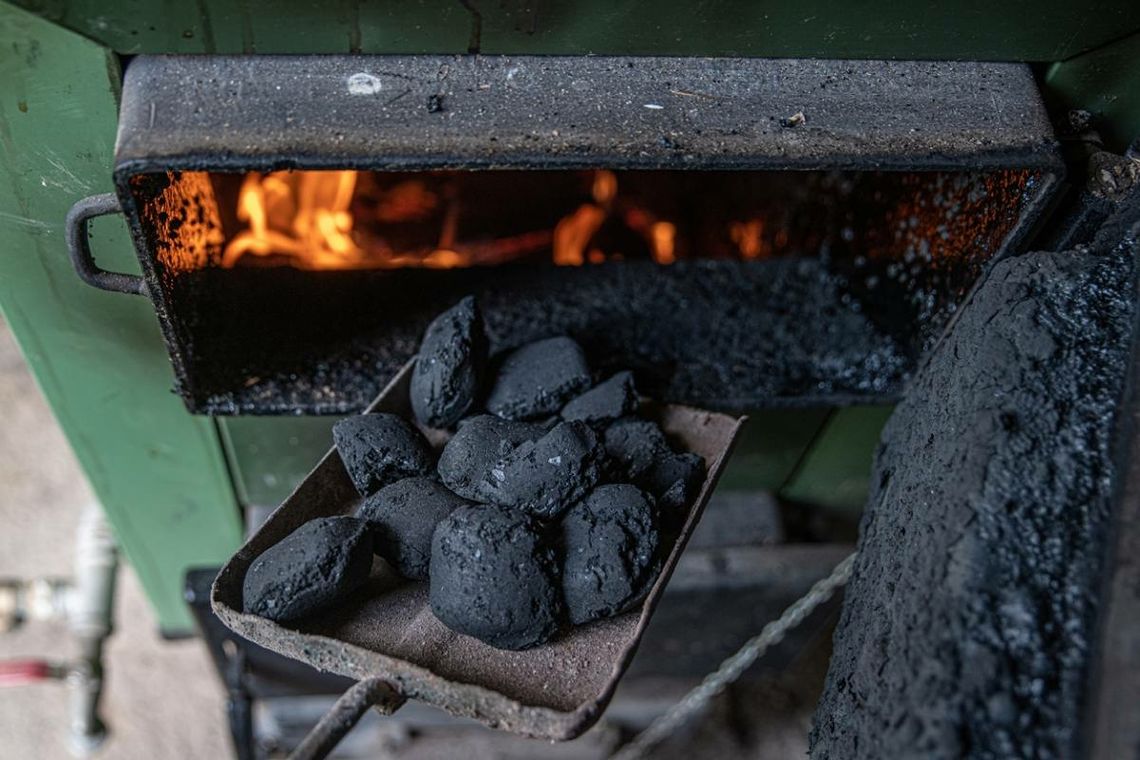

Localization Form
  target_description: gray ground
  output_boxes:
[0,318,230,759]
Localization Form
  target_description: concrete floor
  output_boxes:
[0,318,230,759]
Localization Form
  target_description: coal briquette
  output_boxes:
[640,450,705,515]
[482,420,603,519]
[561,371,638,424]
[429,504,563,650]
[411,296,487,429]
[356,477,471,580]
[485,336,592,420]
[437,415,550,501]
[334,413,435,496]
[603,417,669,481]
[561,484,661,625]
[243,516,373,622]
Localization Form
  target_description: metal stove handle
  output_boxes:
[65,193,146,296]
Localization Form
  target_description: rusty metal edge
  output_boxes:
[210,361,746,740]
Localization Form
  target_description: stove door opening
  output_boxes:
[126,166,1048,414]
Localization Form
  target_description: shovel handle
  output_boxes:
[289,676,405,760]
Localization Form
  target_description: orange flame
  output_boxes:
[220,169,697,270]
[223,171,367,269]
[730,219,770,259]
[592,170,617,205]
[650,221,676,264]
[553,205,606,266]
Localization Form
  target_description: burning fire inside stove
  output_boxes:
[212,169,853,271]
[140,166,1042,281]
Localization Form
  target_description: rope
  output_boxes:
[611,552,858,760]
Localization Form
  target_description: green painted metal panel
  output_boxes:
[1045,32,1140,154]
[11,0,471,54]
[476,2,1140,61]
[10,0,1140,60]
[779,405,893,514]
[218,417,336,507]
[715,409,831,493]
[0,2,243,633]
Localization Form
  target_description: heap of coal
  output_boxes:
[244,297,709,651]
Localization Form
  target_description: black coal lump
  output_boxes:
[640,450,705,514]
[561,484,661,625]
[603,417,669,481]
[243,516,373,623]
[437,415,550,501]
[411,296,487,429]
[356,477,470,581]
[482,420,602,519]
[561,370,638,424]
[429,504,562,650]
[334,413,435,496]
[485,336,592,420]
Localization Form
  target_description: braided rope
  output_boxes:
[611,552,858,760]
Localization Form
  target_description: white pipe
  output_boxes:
[65,502,118,756]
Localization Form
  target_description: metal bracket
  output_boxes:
[65,194,146,296]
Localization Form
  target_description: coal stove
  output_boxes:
[69,55,1059,414]
[12,24,1134,759]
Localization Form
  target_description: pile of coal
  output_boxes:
[245,297,707,650]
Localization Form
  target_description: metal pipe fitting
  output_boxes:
[0,577,72,632]
[65,503,118,756]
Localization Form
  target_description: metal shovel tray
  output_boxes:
[212,362,744,741]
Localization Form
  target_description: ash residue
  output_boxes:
[811,232,1138,757]
[183,259,910,414]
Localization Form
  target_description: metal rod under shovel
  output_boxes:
[289,677,406,760]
